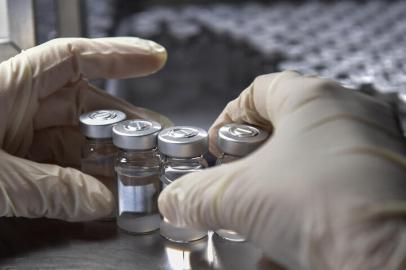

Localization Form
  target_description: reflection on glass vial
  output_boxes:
[113,119,162,234]
[79,109,126,219]
[216,123,269,242]
[158,126,209,243]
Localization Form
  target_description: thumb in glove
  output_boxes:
[159,71,406,270]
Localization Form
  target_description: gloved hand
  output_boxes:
[159,71,406,270]
[0,37,171,222]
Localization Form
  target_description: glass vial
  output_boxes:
[79,109,126,218]
[158,126,209,243]
[112,119,162,234]
[216,123,269,242]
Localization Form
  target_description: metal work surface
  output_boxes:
[0,218,283,270]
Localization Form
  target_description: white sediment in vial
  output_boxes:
[215,229,245,242]
[160,218,207,243]
[117,213,161,234]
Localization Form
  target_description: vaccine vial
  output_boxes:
[113,119,162,234]
[158,126,209,243]
[79,109,126,217]
[216,123,269,242]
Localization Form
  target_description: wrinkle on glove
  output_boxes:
[0,150,113,221]
[0,37,170,221]
[159,71,406,270]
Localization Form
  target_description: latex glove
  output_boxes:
[0,37,171,222]
[159,71,406,270]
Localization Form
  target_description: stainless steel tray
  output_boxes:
[0,218,283,269]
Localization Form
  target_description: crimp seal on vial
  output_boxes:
[158,126,208,158]
[79,109,126,139]
[217,123,269,157]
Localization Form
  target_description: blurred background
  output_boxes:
[1,0,406,129]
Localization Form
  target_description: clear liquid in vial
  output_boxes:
[81,155,116,192]
[81,155,116,220]
[116,168,161,234]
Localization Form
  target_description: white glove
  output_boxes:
[0,37,171,221]
[159,71,406,270]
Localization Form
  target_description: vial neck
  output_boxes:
[119,148,157,155]
[164,155,208,168]
[223,152,243,158]
[118,148,159,161]
[86,137,113,143]
[116,148,160,169]
[166,156,202,161]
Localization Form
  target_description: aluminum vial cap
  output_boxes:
[112,119,162,150]
[217,124,269,156]
[79,109,126,139]
[158,126,208,158]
